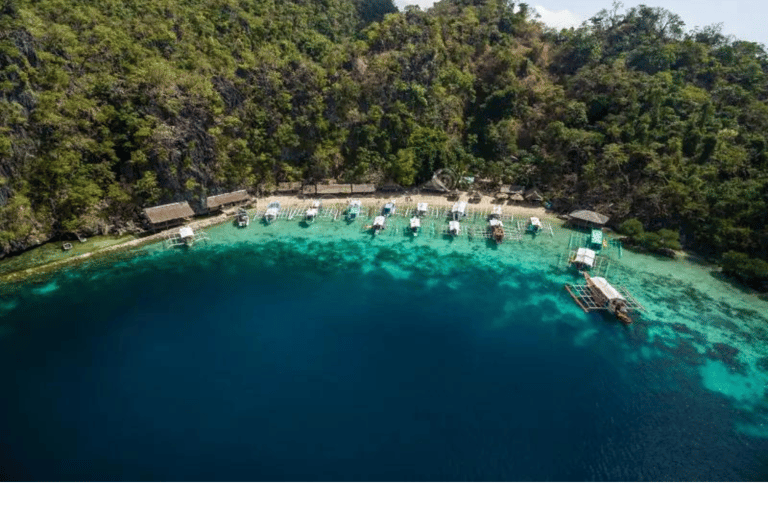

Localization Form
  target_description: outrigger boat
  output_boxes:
[527,216,542,233]
[490,205,503,219]
[410,216,421,236]
[383,202,396,216]
[449,220,461,237]
[569,247,596,272]
[179,226,195,247]
[264,201,280,223]
[305,200,321,222]
[489,218,504,244]
[417,202,428,216]
[236,207,250,227]
[451,201,467,220]
[347,199,362,220]
[372,215,386,235]
[585,273,633,324]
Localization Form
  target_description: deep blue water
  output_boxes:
[1,233,768,481]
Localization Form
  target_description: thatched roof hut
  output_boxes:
[351,183,376,194]
[276,182,302,193]
[420,174,450,193]
[144,202,195,227]
[316,184,352,195]
[509,192,525,202]
[500,184,525,195]
[302,184,317,195]
[568,210,610,227]
[524,188,544,202]
[206,190,249,211]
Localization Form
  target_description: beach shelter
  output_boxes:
[568,210,610,228]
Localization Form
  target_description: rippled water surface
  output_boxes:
[1,210,767,480]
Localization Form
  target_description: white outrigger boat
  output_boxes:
[489,218,504,244]
[417,202,428,216]
[347,199,362,220]
[179,226,195,247]
[449,220,461,237]
[410,216,421,236]
[528,216,542,233]
[491,205,503,219]
[383,201,396,216]
[236,207,250,227]
[451,201,467,220]
[264,201,280,223]
[372,215,386,235]
[305,200,321,222]
[570,247,596,272]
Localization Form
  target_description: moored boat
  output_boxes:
[527,216,542,233]
[383,202,396,216]
[451,201,467,220]
[306,200,321,222]
[236,207,250,227]
[585,273,632,324]
[491,205,503,219]
[417,202,428,216]
[179,226,195,246]
[410,216,421,236]
[569,247,596,272]
[264,201,281,223]
[449,220,461,237]
[489,218,504,244]
[372,215,386,235]
[347,199,362,220]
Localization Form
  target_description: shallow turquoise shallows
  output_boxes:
[1,210,767,481]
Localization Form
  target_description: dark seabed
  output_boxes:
[1,215,768,481]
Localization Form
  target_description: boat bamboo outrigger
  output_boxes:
[528,216,542,233]
[489,218,504,244]
[347,199,362,220]
[449,220,461,237]
[451,201,467,220]
[565,272,644,324]
[372,215,386,235]
[383,202,396,216]
[306,200,321,222]
[417,202,428,216]
[410,216,421,236]
[264,201,280,223]
[235,207,250,227]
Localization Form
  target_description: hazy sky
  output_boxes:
[392,1,768,46]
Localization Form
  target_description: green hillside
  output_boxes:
[1,0,766,284]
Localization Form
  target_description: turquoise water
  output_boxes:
[1,208,767,480]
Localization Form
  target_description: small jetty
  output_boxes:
[565,273,644,324]
[372,215,386,235]
[235,207,250,228]
[264,201,281,223]
[410,216,421,236]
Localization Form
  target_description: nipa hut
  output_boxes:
[144,201,195,230]
[524,188,544,203]
[276,182,302,193]
[351,183,376,194]
[567,210,610,229]
[316,184,352,195]
[205,190,249,212]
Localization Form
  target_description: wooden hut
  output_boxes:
[524,188,544,203]
[316,184,352,195]
[567,210,610,229]
[499,185,525,195]
[420,173,450,194]
[144,201,195,230]
[205,190,249,212]
[276,182,302,193]
[351,183,376,194]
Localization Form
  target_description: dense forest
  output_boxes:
[1,0,767,284]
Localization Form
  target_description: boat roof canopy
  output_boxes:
[374,215,385,224]
[417,202,428,210]
[530,217,542,226]
[591,277,625,301]
[449,220,460,229]
[489,219,503,227]
[492,206,503,214]
[574,247,596,266]
[452,201,467,212]
[179,226,194,238]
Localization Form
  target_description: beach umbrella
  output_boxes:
[495,193,508,200]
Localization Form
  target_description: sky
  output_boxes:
[392,1,768,46]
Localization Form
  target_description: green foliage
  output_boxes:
[721,251,768,286]
[0,0,765,279]
[619,218,644,238]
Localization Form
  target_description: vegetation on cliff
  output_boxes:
[0,0,766,285]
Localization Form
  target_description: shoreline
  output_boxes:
[0,191,553,284]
